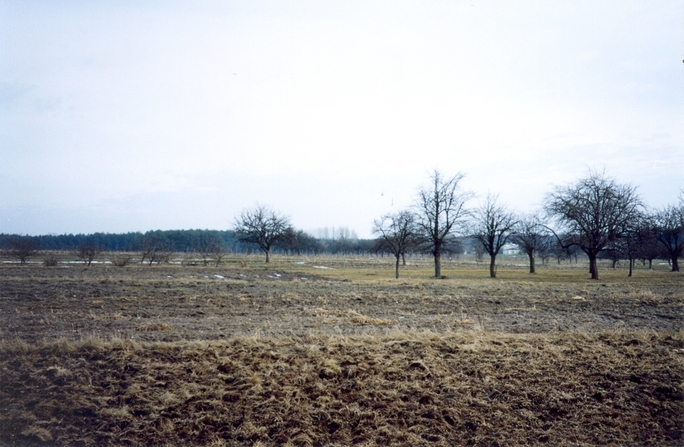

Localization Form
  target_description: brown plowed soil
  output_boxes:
[0,263,681,342]
[0,259,682,446]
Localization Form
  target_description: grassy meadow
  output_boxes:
[0,253,682,446]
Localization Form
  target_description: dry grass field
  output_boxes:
[1,254,682,446]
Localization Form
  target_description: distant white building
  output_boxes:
[501,243,519,255]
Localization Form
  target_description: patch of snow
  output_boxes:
[214,275,225,279]
[75,260,107,264]
[313,265,332,269]
[300,277,308,281]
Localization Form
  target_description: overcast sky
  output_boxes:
[1,1,682,238]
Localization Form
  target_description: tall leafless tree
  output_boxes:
[234,205,290,263]
[471,194,517,278]
[415,171,473,278]
[544,170,643,280]
[511,213,548,274]
[373,210,417,279]
[653,204,683,272]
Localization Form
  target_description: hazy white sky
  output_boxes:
[1,1,683,238]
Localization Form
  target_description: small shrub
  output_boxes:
[182,254,200,266]
[112,255,132,267]
[43,255,59,267]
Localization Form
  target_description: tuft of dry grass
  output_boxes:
[315,308,395,326]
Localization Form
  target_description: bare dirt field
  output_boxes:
[1,255,682,446]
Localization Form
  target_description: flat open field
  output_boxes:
[1,255,682,446]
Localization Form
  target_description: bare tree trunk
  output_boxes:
[489,254,497,278]
[672,255,680,272]
[528,248,536,274]
[265,249,270,263]
[589,255,599,280]
[401,253,406,266]
[434,251,441,278]
[628,258,634,277]
[395,254,400,279]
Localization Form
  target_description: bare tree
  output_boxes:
[472,239,485,263]
[274,227,299,255]
[511,213,548,274]
[373,210,418,279]
[551,236,582,265]
[613,213,649,277]
[140,233,171,265]
[193,231,225,266]
[634,215,664,269]
[234,205,290,263]
[75,241,101,266]
[544,170,643,280]
[415,171,473,278]
[653,204,683,272]
[536,235,555,266]
[471,194,517,278]
[275,228,324,255]
[7,236,39,264]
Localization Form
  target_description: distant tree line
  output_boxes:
[0,230,236,253]
[0,227,377,266]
